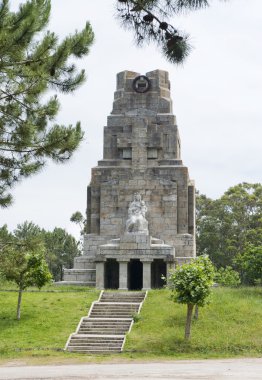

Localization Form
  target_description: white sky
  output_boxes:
[1,0,262,238]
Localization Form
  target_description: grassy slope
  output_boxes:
[0,285,100,360]
[125,287,262,359]
[0,286,261,362]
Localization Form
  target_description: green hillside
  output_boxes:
[0,286,261,362]
[125,287,262,358]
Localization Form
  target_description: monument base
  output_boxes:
[94,234,175,290]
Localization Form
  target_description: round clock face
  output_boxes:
[132,75,151,93]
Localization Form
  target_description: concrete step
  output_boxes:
[80,323,131,327]
[93,302,140,306]
[80,323,131,328]
[92,308,139,310]
[79,321,132,334]
[67,334,124,353]
[67,347,121,353]
[79,327,130,331]
[68,344,122,349]
[69,342,123,347]
[101,291,146,297]
[90,310,138,314]
[89,312,137,316]
[100,292,146,303]
[91,304,140,311]
[79,328,129,332]
[71,334,125,342]
[69,340,123,345]
[100,297,144,303]
[89,306,139,318]
[81,319,131,324]
[89,313,135,317]
[65,290,147,354]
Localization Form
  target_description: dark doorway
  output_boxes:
[104,259,119,289]
[151,259,166,288]
[128,259,143,290]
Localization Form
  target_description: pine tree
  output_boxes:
[116,0,225,63]
[0,0,94,207]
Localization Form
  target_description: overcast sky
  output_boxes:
[2,0,262,238]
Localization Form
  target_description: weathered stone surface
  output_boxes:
[62,69,196,289]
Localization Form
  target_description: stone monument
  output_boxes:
[63,69,196,290]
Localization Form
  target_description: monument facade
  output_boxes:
[63,69,196,290]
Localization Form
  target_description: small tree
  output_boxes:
[70,211,86,235]
[168,255,215,340]
[0,238,52,320]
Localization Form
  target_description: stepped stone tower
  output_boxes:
[63,69,196,290]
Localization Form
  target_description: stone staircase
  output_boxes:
[65,290,147,354]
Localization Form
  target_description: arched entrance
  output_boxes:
[104,259,119,289]
[128,259,143,290]
[151,259,166,288]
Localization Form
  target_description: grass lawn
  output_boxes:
[0,285,261,363]
[0,283,100,362]
[125,287,262,359]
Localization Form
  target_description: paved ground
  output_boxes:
[0,359,261,380]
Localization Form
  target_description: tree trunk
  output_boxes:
[193,305,199,320]
[60,264,63,281]
[185,303,194,340]
[17,288,23,320]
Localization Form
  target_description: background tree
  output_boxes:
[70,211,86,235]
[196,192,222,263]
[0,223,13,245]
[214,266,241,287]
[168,255,215,339]
[13,220,42,240]
[0,221,80,282]
[0,236,52,320]
[0,0,94,207]
[116,0,228,63]
[44,227,80,281]
[0,223,14,282]
[234,245,262,285]
[196,183,262,272]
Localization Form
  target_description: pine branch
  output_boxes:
[0,0,94,207]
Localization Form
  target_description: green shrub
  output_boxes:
[215,266,241,287]
[234,246,262,285]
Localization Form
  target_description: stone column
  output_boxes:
[118,261,129,290]
[142,261,152,290]
[96,262,105,289]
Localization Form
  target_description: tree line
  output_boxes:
[0,221,80,282]
[0,221,80,319]
[196,182,262,286]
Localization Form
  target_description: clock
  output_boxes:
[132,75,151,93]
